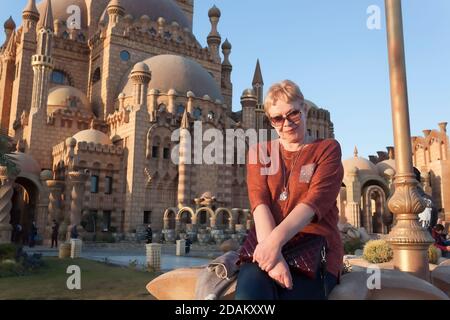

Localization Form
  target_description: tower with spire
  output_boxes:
[0,18,16,133]
[23,0,54,164]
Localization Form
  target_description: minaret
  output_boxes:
[207,5,221,62]
[221,39,233,113]
[107,0,125,28]
[22,0,40,34]
[23,0,54,165]
[2,16,16,47]
[177,108,191,209]
[130,62,152,111]
[241,89,257,130]
[31,0,54,113]
[0,31,16,132]
[7,0,39,137]
[252,59,264,108]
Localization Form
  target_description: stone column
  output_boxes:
[45,180,64,240]
[163,217,171,230]
[67,171,89,240]
[0,166,16,243]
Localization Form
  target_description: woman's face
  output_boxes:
[268,99,306,144]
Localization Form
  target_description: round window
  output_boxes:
[120,50,130,62]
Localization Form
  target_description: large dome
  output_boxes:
[119,54,224,102]
[73,129,112,145]
[99,0,191,30]
[48,86,91,114]
[37,0,88,29]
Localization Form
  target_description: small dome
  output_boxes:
[108,0,123,8]
[119,54,224,102]
[10,152,41,176]
[40,170,53,181]
[48,86,91,114]
[376,159,396,176]
[4,16,16,30]
[241,88,256,98]
[208,5,221,18]
[73,129,112,145]
[222,39,231,50]
[132,62,150,73]
[342,156,378,178]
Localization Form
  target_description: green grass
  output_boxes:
[0,257,160,300]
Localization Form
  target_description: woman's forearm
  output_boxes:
[269,203,315,247]
[253,204,277,243]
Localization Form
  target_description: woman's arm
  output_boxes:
[253,204,277,242]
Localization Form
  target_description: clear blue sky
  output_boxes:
[2,0,449,159]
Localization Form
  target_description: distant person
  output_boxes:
[432,224,450,258]
[51,220,59,248]
[70,225,79,239]
[414,167,437,231]
[29,221,38,247]
[184,235,192,254]
[146,224,153,244]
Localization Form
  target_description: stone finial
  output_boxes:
[387,146,395,159]
[207,5,221,52]
[354,146,358,158]
[41,0,54,31]
[208,5,221,18]
[252,59,264,86]
[422,129,431,137]
[90,119,95,129]
[180,108,189,129]
[221,38,232,67]
[438,122,447,133]
[4,16,16,30]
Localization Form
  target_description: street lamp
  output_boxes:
[384,0,434,280]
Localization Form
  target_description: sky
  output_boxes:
[1,0,450,159]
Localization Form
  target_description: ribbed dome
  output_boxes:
[47,86,91,114]
[4,16,16,30]
[36,0,88,29]
[100,0,191,30]
[342,156,378,178]
[119,54,224,102]
[73,129,112,145]
[10,152,41,176]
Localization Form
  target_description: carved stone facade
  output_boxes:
[0,0,334,243]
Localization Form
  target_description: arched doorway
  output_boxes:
[10,177,39,244]
[214,208,232,230]
[362,184,388,234]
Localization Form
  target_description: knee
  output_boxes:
[235,263,276,300]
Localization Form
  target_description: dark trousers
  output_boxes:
[51,236,58,248]
[235,262,337,300]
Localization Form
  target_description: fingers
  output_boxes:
[284,271,293,290]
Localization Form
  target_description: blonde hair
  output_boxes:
[264,80,305,115]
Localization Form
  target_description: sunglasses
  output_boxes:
[269,109,302,127]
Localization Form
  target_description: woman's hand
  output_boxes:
[267,258,293,290]
[253,237,283,272]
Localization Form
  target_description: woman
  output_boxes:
[235,80,344,300]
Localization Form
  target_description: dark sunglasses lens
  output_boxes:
[287,110,301,122]
[271,116,284,126]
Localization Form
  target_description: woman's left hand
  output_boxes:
[253,237,283,272]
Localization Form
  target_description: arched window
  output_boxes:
[207,111,215,121]
[158,104,167,112]
[51,70,70,85]
[193,107,202,120]
[177,104,185,115]
[92,67,101,84]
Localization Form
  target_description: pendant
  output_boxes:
[279,190,288,201]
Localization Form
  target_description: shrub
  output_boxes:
[428,245,440,264]
[363,240,394,264]
[343,238,363,255]
[0,243,21,262]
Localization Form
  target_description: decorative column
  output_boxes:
[384,0,434,280]
[46,179,64,240]
[0,166,16,243]
[67,171,89,240]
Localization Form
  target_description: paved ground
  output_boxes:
[24,242,224,272]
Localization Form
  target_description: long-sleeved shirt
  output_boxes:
[246,138,344,278]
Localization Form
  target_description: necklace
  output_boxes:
[279,144,305,201]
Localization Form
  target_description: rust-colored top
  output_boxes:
[246,138,344,278]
